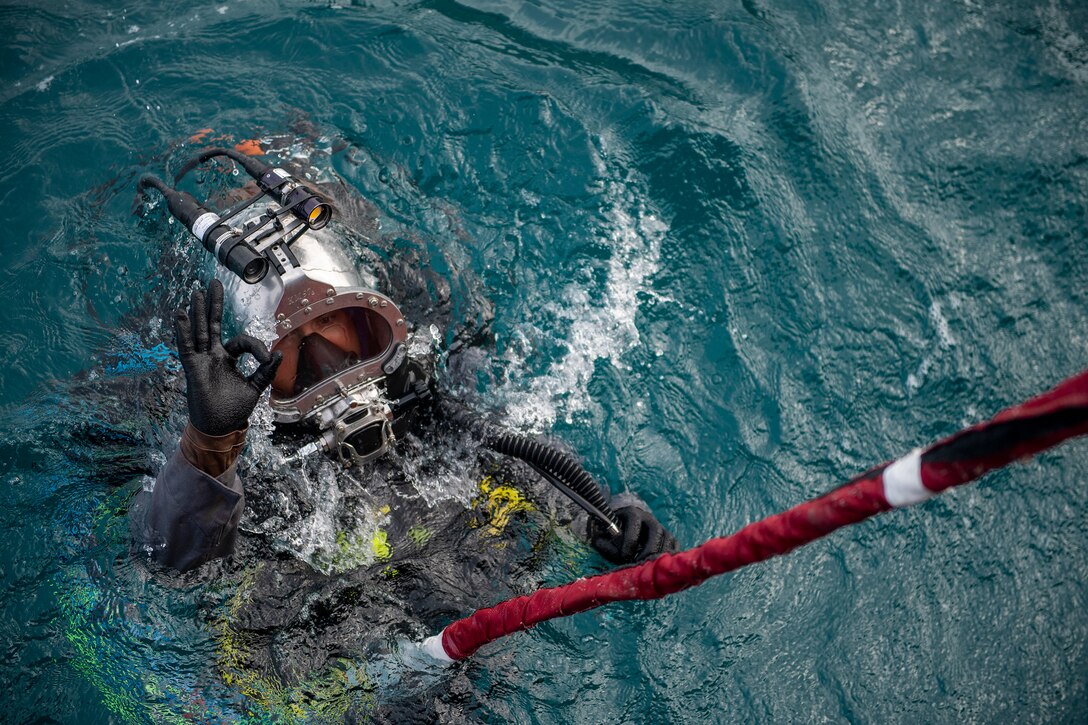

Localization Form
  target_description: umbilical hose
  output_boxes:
[439,400,620,533]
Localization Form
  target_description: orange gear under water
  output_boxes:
[233,138,264,156]
[185,128,263,156]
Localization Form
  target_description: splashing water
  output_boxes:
[496,182,667,431]
[11,0,1087,719]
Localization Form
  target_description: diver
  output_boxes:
[134,146,678,576]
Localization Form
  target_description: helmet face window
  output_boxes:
[271,307,394,397]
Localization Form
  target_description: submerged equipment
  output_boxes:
[438,399,619,533]
[138,149,620,532]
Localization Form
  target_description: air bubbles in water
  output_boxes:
[491,181,668,432]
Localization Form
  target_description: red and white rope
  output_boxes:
[424,368,1088,662]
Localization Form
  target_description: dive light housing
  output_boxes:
[137,174,269,284]
[173,147,333,231]
[257,167,333,230]
[139,145,338,286]
[183,204,268,285]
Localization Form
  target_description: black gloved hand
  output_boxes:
[590,505,679,565]
[174,280,282,436]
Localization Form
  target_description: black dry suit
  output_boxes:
[133,414,664,718]
[130,276,673,720]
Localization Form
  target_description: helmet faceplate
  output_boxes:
[220,228,408,426]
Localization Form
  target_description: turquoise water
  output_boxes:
[3,0,1088,721]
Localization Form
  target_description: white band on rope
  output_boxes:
[882,448,933,508]
[420,632,454,663]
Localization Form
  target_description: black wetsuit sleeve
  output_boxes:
[142,449,245,573]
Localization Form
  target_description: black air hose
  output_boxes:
[439,399,620,533]
[173,146,269,184]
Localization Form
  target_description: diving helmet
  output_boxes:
[222,224,421,465]
[144,147,431,466]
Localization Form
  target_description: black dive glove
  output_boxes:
[174,280,282,436]
[590,505,679,565]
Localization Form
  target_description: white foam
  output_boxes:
[930,300,956,348]
[907,299,957,393]
[36,76,54,92]
[241,435,397,575]
[497,182,666,431]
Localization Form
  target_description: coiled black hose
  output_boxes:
[439,400,620,533]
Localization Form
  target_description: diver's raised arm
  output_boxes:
[141,280,282,573]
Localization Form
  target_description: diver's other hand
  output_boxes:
[174,280,283,436]
[590,505,679,565]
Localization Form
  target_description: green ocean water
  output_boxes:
[2,0,1087,721]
